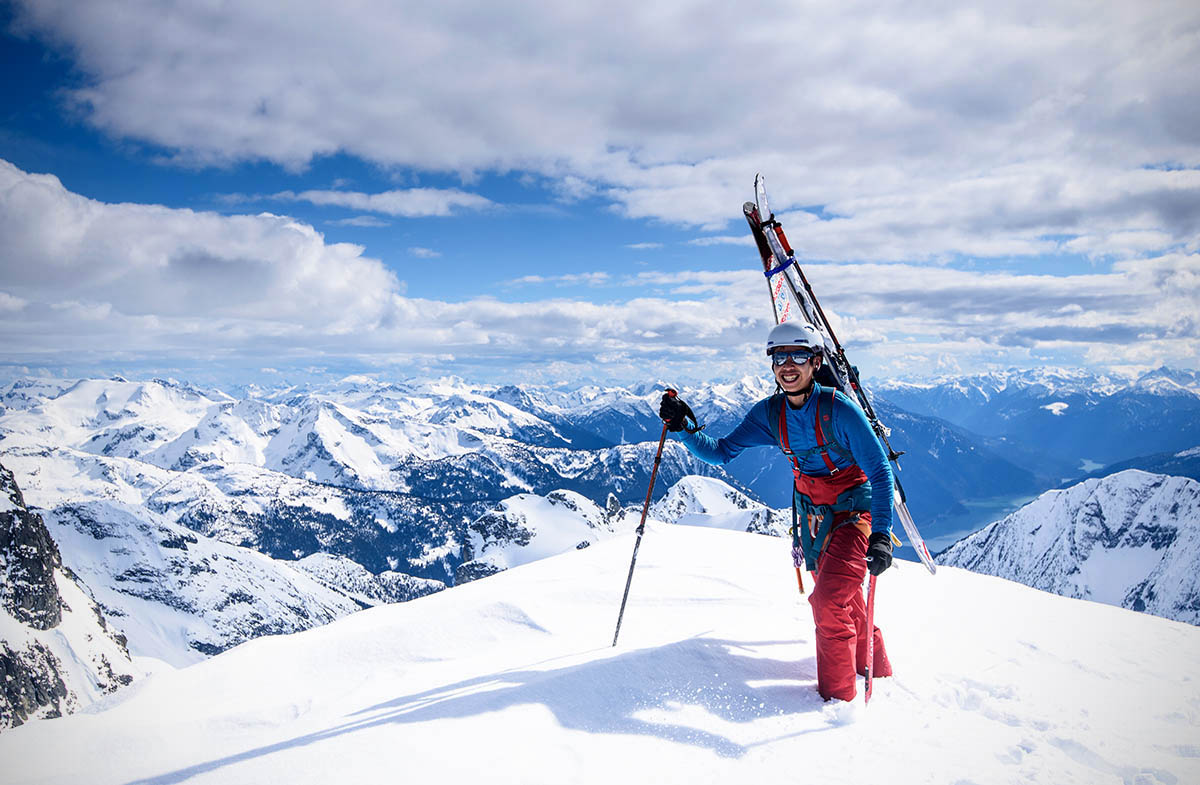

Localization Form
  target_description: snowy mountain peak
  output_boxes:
[456,489,625,584]
[650,475,788,537]
[939,470,1200,624]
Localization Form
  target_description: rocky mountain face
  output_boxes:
[41,499,369,665]
[939,470,1200,625]
[1,463,135,731]
[295,553,444,607]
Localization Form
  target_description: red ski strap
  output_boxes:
[812,390,840,474]
[777,389,841,478]
[776,396,802,485]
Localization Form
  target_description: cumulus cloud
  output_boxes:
[1,159,1196,383]
[0,159,762,381]
[0,291,27,313]
[0,159,400,336]
[10,0,1199,261]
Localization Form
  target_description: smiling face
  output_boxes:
[771,345,822,397]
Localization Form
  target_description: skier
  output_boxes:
[659,321,894,702]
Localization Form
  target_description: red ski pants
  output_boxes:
[809,517,892,701]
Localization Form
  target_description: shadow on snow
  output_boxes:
[126,636,828,785]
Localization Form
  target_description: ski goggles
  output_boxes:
[770,348,816,366]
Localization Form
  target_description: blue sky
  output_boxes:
[1,0,1198,388]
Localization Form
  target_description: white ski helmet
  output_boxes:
[765,321,823,356]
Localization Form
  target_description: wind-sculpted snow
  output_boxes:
[939,470,1200,624]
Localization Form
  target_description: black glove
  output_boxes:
[658,390,698,433]
[866,531,893,576]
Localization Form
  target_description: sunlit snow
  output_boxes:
[2,524,1197,785]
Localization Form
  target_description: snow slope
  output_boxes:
[1,524,1196,785]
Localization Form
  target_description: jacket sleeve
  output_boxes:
[676,398,777,466]
[833,394,895,535]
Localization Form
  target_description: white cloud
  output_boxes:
[0,159,399,332]
[625,242,663,250]
[0,158,1196,384]
[0,291,27,313]
[327,215,390,228]
[408,247,441,258]
[274,188,494,217]
[687,236,752,247]
[11,0,1198,262]
[507,272,612,287]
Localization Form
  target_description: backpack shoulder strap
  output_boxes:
[813,389,840,473]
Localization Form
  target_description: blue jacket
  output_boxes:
[677,383,894,536]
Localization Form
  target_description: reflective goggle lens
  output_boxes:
[771,349,815,366]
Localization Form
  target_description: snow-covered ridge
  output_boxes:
[939,470,1200,624]
[1,524,1197,784]
[457,489,627,583]
[876,365,1200,397]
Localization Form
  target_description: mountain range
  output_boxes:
[876,367,1200,477]
[2,368,1198,685]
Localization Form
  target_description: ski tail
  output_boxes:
[746,174,937,575]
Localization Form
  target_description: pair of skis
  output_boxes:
[743,174,937,577]
[744,175,935,704]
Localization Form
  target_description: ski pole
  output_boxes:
[612,412,672,647]
[864,572,878,704]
